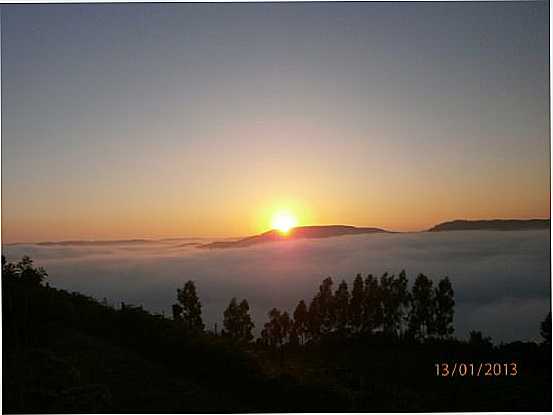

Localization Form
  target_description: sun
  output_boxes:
[271,211,298,234]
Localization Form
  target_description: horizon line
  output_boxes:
[2,217,550,246]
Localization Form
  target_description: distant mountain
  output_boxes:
[8,219,547,248]
[7,238,204,247]
[33,239,154,246]
[200,225,389,249]
[175,242,202,248]
[428,219,550,232]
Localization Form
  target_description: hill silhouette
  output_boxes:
[5,219,550,247]
[200,225,389,249]
[429,219,550,232]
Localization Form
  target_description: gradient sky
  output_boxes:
[1,2,550,243]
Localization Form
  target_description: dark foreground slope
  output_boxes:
[3,275,344,413]
[2,262,551,413]
[429,219,550,232]
[201,225,388,249]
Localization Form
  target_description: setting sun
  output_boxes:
[271,211,298,234]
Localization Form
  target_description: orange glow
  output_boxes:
[271,211,298,234]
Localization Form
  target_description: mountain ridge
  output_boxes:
[201,219,550,249]
[199,225,391,249]
[428,219,550,232]
[5,219,549,247]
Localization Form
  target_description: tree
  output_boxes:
[9,255,48,286]
[263,308,284,347]
[308,277,335,337]
[334,280,350,334]
[280,311,292,344]
[293,300,309,344]
[468,330,493,349]
[2,256,15,280]
[288,324,300,346]
[260,328,269,346]
[379,273,393,334]
[223,298,240,338]
[540,312,551,344]
[380,272,409,336]
[349,274,365,333]
[237,299,255,343]
[408,274,434,340]
[307,296,322,340]
[362,274,382,334]
[433,277,455,338]
[223,298,254,343]
[392,270,411,336]
[172,304,183,321]
[318,277,336,333]
[173,281,204,332]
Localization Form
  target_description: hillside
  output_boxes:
[2,256,551,412]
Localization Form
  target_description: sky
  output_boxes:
[1,2,550,243]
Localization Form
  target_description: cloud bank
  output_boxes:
[3,230,550,343]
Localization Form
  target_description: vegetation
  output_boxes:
[2,255,551,413]
[222,298,255,343]
[172,281,204,333]
[259,271,453,346]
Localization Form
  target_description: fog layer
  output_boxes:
[4,230,550,342]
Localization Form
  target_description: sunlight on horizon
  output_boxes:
[1,4,548,245]
[271,211,298,234]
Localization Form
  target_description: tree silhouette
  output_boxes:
[280,311,291,345]
[173,281,204,332]
[434,277,455,338]
[288,323,300,346]
[380,272,409,336]
[362,274,382,334]
[408,274,434,340]
[293,300,309,344]
[308,277,335,337]
[379,273,393,334]
[263,308,284,347]
[394,271,411,335]
[2,255,15,279]
[540,312,551,344]
[334,280,350,333]
[172,304,183,321]
[349,274,365,333]
[223,298,240,338]
[307,296,322,340]
[238,299,255,343]
[223,298,254,343]
[4,255,48,286]
[468,330,493,349]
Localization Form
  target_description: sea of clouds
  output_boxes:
[3,230,550,343]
